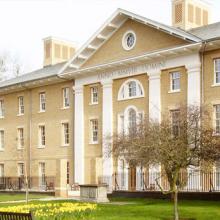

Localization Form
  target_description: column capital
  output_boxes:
[73,85,83,94]
[147,70,161,80]
[101,79,113,88]
[186,63,201,73]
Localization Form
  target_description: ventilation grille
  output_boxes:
[175,3,183,24]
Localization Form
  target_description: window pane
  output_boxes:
[216,105,220,134]
[216,72,220,84]
[91,87,98,104]
[39,126,45,146]
[128,81,136,97]
[171,110,180,136]
[40,93,46,111]
[63,123,69,145]
[215,59,220,84]
[67,162,70,184]
[0,164,4,178]
[63,88,70,107]
[18,96,24,114]
[0,100,4,117]
[171,72,180,91]
[18,128,24,148]
[215,59,220,72]
[128,109,136,132]
[0,131,4,150]
[91,119,98,143]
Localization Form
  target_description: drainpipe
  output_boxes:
[201,41,207,106]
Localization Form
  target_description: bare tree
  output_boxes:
[111,105,220,220]
[0,52,22,80]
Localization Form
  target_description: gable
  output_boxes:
[82,19,189,68]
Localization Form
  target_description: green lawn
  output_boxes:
[0,192,53,202]
[0,197,220,219]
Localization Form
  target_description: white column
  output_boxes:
[101,79,113,191]
[73,85,84,184]
[136,166,142,191]
[186,63,201,106]
[148,71,161,122]
[148,71,161,188]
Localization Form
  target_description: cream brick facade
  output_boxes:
[0,6,220,195]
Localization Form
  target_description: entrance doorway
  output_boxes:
[129,167,136,191]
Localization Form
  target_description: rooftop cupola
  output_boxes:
[172,0,211,30]
[43,36,77,67]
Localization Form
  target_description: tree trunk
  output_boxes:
[173,190,179,220]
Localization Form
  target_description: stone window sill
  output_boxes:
[37,146,45,149]
[17,114,24,117]
[61,106,70,110]
[61,144,69,147]
[168,89,181,94]
[212,83,220,88]
[89,142,99,145]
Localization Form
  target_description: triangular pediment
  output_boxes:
[60,9,201,75]
[82,19,190,68]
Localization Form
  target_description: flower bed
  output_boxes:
[0,202,97,220]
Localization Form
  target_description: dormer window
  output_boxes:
[118,79,144,101]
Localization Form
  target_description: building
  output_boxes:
[0,0,220,195]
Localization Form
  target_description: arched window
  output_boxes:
[118,79,144,100]
[128,108,137,130]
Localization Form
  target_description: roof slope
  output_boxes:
[189,22,220,40]
[0,62,65,89]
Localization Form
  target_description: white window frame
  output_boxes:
[214,58,220,85]
[61,122,70,146]
[118,114,125,134]
[122,30,136,51]
[67,161,70,185]
[38,125,46,148]
[39,92,46,112]
[0,130,4,151]
[39,162,46,187]
[170,71,181,92]
[17,127,24,149]
[170,109,180,136]
[18,96,24,115]
[0,99,5,118]
[214,105,220,135]
[0,164,4,178]
[90,119,98,144]
[17,162,24,177]
[63,87,70,108]
[90,86,98,105]
[118,79,144,101]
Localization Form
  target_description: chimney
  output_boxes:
[43,36,77,67]
[172,0,211,30]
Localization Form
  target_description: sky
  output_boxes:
[0,0,219,74]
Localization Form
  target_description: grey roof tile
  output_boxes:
[188,22,220,40]
[0,62,65,88]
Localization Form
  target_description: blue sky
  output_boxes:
[0,0,219,73]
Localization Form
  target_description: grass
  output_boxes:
[94,198,220,220]
[0,196,220,219]
[0,192,53,202]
